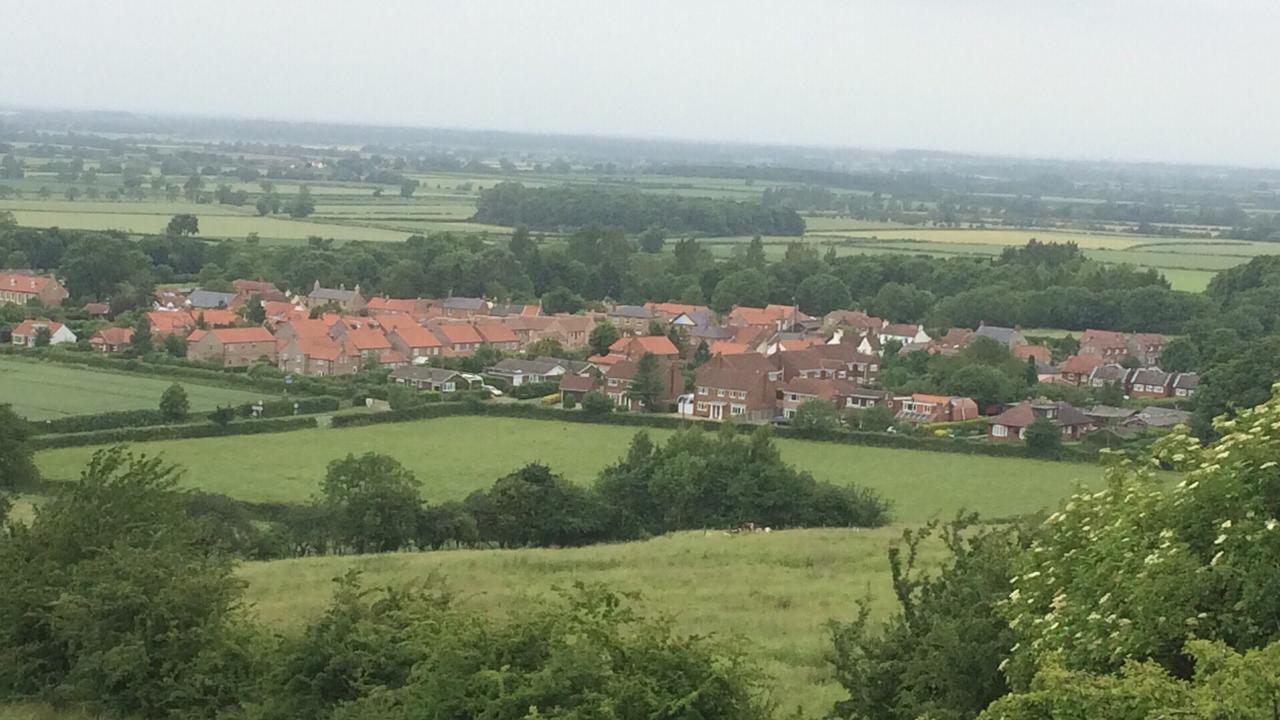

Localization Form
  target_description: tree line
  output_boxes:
[474,181,806,235]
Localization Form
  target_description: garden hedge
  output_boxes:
[31,416,319,450]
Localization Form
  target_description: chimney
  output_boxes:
[313,280,321,291]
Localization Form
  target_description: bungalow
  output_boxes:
[487,358,567,387]
[894,393,979,425]
[82,302,110,318]
[12,319,76,347]
[988,400,1095,442]
[879,323,931,347]
[692,353,780,422]
[387,325,444,360]
[186,327,277,367]
[390,365,469,392]
[0,271,69,306]
[89,326,134,353]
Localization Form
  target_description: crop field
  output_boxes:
[37,415,1102,522]
[0,358,269,420]
[238,526,936,717]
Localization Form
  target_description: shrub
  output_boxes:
[562,393,577,410]
[581,391,613,416]
[159,383,190,422]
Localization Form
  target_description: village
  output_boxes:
[2,268,1198,445]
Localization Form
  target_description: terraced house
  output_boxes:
[0,271,68,306]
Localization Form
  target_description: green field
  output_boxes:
[238,526,941,717]
[36,415,1101,522]
[0,358,269,420]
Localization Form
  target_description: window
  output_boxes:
[697,386,708,395]
[717,389,725,397]
[992,424,1008,438]
[731,404,746,415]
[696,402,707,411]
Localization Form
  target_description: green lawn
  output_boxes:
[0,358,269,420]
[239,526,938,717]
[36,416,1102,522]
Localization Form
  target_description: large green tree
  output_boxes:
[317,453,423,554]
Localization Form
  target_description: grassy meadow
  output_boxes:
[0,357,269,420]
[36,415,1101,522]
[238,526,941,717]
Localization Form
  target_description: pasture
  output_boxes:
[0,358,268,420]
[36,415,1102,522]
[238,526,943,717]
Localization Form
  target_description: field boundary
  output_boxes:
[329,401,1101,464]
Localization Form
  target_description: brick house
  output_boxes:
[186,327,277,367]
[12,319,76,347]
[558,373,597,405]
[823,310,885,335]
[1127,368,1171,398]
[607,304,655,333]
[1060,354,1106,385]
[387,325,444,360]
[988,400,1095,442]
[430,322,485,356]
[441,296,489,318]
[601,356,683,411]
[692,353,781,422]
[773,344,880,386]
[278,334,358,376]
[1078,329,1129,360]
[89,326,134,353]
[473,321,521,352]
[727,304,808,332]
[0,272,69,306]
[304,281,367,313]
[778,377,873,419]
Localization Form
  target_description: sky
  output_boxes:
[2,0,1278,167]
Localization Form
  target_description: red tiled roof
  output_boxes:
[709,341,751,356]
[990,400,1091,428]
[281,318,333,338]
[208,327,274,344]
[473,322,519,344]
[292,334,343,361]
[367,297,419,314]
[193,309,239,327]
[91,327,133,345]
[344,327,392,351]
[0,272,56,295]
[560,374,597,392]
[1014,345,1052,363]
[373,313,424,332]
[14,319,64,335]
[186,329,208,343]
[882,323,920,337]
[432,322,484,345]
[1080,329,1127,348]
[1061,354,1106,374]
[390,325,443,348]
[628,335,679,356]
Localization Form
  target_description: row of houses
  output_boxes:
[1055,355,1198,398]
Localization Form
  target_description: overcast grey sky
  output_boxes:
[2,1,1277,166]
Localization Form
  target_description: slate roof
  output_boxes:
[187,290,237,309]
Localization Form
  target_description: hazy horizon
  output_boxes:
[4,0,1279,167]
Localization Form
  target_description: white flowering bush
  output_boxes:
[1002,383,1280,688]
